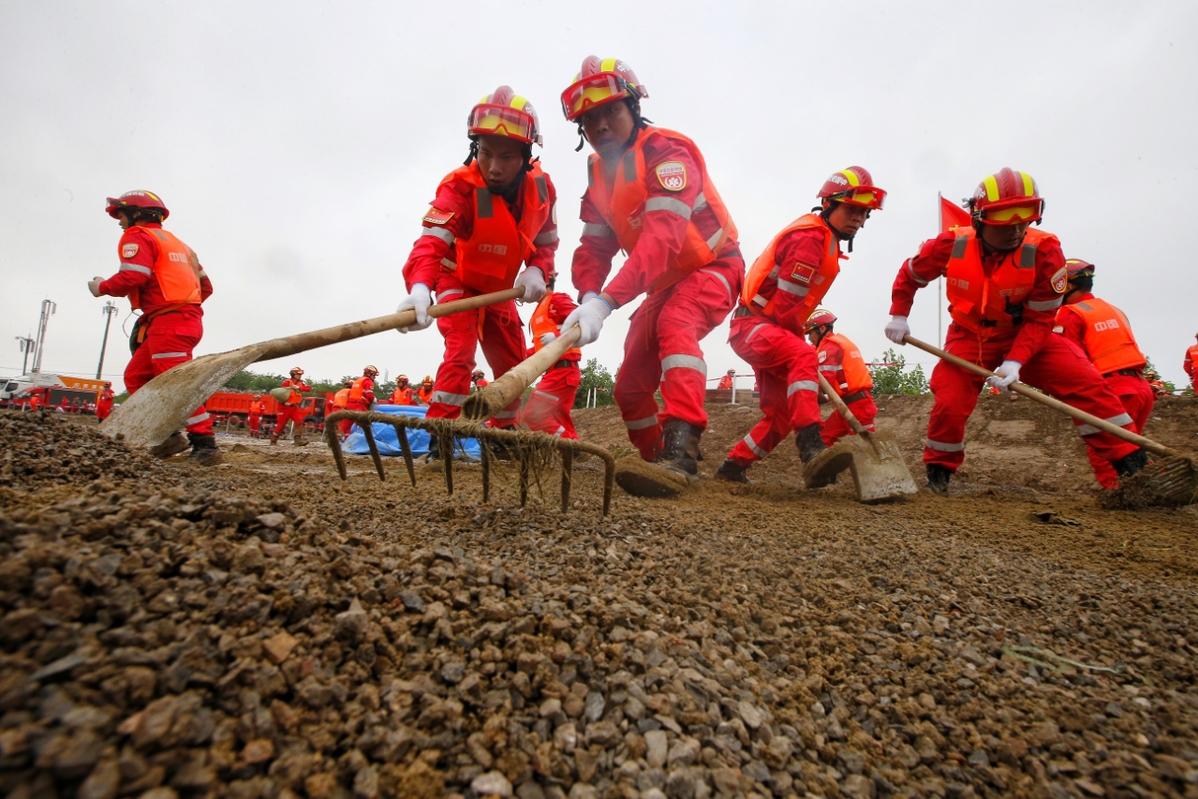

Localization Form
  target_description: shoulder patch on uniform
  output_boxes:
[1050,266,1068,294]
[788,261,817,285]
[423,207,455,226]
[818,350,828,363]
[654,161,687,192]
[121,243,139,258]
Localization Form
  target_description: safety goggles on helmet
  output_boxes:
[561,72,634,122]
[827,187,886,210]
[978,200,1042,226]
[468,103,541,146]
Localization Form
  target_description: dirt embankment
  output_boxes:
[1,400,1196,798]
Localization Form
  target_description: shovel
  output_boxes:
[802,373,919,502]
[100,288,523,449]
[905,335,1196,506]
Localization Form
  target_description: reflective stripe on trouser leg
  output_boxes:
[923,336,990,470]
[726,366,794,465]
[615,309,665,461]
[426,303,482,421]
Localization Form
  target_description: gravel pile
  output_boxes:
[0,414,161,488]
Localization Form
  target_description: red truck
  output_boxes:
[206,390,333,432]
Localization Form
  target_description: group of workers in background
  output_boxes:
[85,54,1196,497]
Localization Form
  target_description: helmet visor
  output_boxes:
[468,104,539,145]
[830,187,886,210]
[561,72,628,121]
[980,200,1042,225]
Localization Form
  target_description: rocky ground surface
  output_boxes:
[1,397,1196,799]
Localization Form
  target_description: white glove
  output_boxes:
[395,283,432,333]
[561,295,613,347]
[987,360,1022,393]
[581,290,600,304]
[884,315,910,344]
[539,332,557,346]
[514,268,547,304]
[88,277,103,297]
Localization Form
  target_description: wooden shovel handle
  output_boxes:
[817,373,869,435]
[463,327,583,420]
[904,335,1177,458]
[253,288,523,363]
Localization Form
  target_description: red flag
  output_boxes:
[939,193,971,232]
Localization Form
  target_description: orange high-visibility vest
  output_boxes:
[823,333,873,394]
[280,378,307,406]
[945,227,1058,339]
[1186,344,1198,375]
[390,387,415,404]
[1057,297,1145,374]
[439,161,552,295]
[333,388,350,408]
[529,294,582,360]
[347,376,372,405]
[417,385,434,404]
[124,226,202,311]
[586,126,737,293]
[741,214,841,322]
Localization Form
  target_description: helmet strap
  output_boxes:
[463,140,479,166]
[821,202,856,253]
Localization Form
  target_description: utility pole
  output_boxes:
[31,299,56,374]
[15,335,34,375]
[96,300,118,379]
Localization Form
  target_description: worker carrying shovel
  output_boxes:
[884,168,1149,494]
[714,167,886,485]
[395,85,558,459]
[88,190,220,465]
[803,308,877,446]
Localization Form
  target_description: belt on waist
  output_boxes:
[840,390,869,404]
[1107,367,1143,378]
[732,305,755,319]
[552,359,579,370]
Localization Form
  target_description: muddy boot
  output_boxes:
[659,419,702,477]
[293,431,308,447]
[187,433,222,466]
[714,458,751,484]
[615,420,700,498]
[1113,448,1148,478]
[795,424,826,463]
[270,431,280,446]
[926,464,952,495]
[149,431,189,459]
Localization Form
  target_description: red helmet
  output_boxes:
[397,373,409,382]
[472,369,485,378]
[970,167,1043,225]
[561,56,648,122]
[468,85,542,146]
[1065,258,1095,279]
[290,366,304,376]
[804,307,838,332]
[105,190,169,220]
[364,365,379,377]
[818,167,886,210]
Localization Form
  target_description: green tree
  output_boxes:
[869,348,930,396]
[576,357,615,407]
[1143,357,1177,395]
[224,370,285,392]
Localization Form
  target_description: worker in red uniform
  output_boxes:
[415,376,434,405]
[715,167,886,485]
[89,190,219,464]
[28,390,45,415]
[339,365,378,437]
[471,370,489,392]
[247,394,265,438]
[1185,333,1198,392]
[717,369,735,391]
[1054,258,1155,489]
[559,56,743,495]
[395,86,557,458]
[272,367,311,445]
[885,167,1147,493]
[519,277,581,438]
[389,374,416,405]
[95,384,115,422]
[804,308,877,446]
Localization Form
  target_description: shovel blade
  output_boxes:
[846,433,920,503]
[99,344,267,449]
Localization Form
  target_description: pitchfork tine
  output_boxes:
[602,457,614,517]
[396,424,416,486]
[325,418,348,480]
[560,448,574,512]
[481,440,491,502]
[360,422,385,481]
[519,447,529,508]
[440,433,454,495]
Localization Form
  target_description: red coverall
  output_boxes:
[519,292,581,439]
[247,401,265,437]
[573,129,743,461]
[817,334,877,446]
[725,229,828,467]
[890,230,1139,472]
[98,222,213,436]
[1185,343,1198,391]
[274,378,311,439]
[339,376,376,437]
[402,165,558,428]
[1055,293,1154,488]
[95,390,115,421]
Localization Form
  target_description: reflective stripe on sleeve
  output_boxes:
[905,260,929,287]
[661,354,706,375]
[700,267,733,303]
[786,380,818,397]
[120,262,153,276]
[533,230,559,246]
[644,195,692,219]
[151,351,188,360]
[776,279,810,298]
[818,365,841,372]
[421,226,455,245]
[439,257,457,271]
[744,322,767,343]
[1026,296,1064,312]
[582,222,615,238]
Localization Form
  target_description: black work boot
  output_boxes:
[714,459,750,484]
[926,464,952,495]
[187,433,222,466]
[150,431,190,459]
[795,424,826,463]
[658,419,702,476]
[1113,448,1148,477]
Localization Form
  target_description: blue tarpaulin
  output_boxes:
[340,404,482,461]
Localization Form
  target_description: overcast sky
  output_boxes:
[3,1,1196,393]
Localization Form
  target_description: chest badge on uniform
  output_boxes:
[122,243,139,258]
[1050,266,1068,294]
[818,350,828,363]
[654,161,687,192]
[423,207,455,226]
